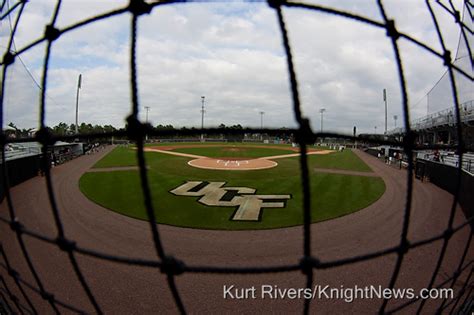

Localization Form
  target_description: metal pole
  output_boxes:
[201,96,205,141]
[319,108,326,132]
[384,89,387,133]
[260,111,264,129]
[144,106,150,142]
[75,74,82,134]
[394,115,398,128]
[144,106,150,123]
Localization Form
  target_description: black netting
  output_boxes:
[0,0,473,314]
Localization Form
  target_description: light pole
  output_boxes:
[75,74,82,134]
[383,88,388,134]
[260,111,264,129]
[201,96,205,141]
[144,106,150,141]
[144,106,150,123]
[374,126,377,134]
[393,115,398,128]
[319,108,326,132]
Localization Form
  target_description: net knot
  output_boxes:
[40,290,54,303]
[443,50,452,66]
[267,0,285,9]
[129,0,152,16]
[160,256,185,276]
[44,25,61,41]
[2,52,15,66]
[9,218,23,233]
[443,227,453,240]
[398,239,410,254]
[454,10,461,24]
[7,268,18,279]
[56,237,76,253]
[299,256,319,275]
[385,20,400,40]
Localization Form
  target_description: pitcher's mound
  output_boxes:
[188,158,277,171]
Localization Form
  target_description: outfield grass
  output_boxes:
[306,149,372,172]
[80,145,384,230]
[92,146,137,168]
[169,146,296,158]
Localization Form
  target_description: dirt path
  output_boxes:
[0,147,471,314]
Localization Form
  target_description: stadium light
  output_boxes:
[201,96,205,141]
[144,106,150,123]
[383,88,388,134]
[75,74,82,134]
[144,106,150,142]
[319,108,326,132]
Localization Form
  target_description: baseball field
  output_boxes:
[79,143,385,229]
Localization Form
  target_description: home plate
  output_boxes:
[188,158,277,171]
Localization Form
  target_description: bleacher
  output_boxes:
[416,150,474,174]
[388,100,474,136]
[3,142,41,162]
[2,141,84,165]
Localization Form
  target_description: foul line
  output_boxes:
[143,148,205,159]
[259,150,334,160]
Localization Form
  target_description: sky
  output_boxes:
[1,0,472,135]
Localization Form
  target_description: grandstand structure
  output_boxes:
[2,141,84,163]
[388,101,474,147]
[387,4,473,150]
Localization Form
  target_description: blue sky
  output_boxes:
[1,0,472,135]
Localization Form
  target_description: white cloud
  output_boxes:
[1,0,471,136]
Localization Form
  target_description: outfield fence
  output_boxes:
[0,0,473,314]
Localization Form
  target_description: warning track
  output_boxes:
[0,146,471,313]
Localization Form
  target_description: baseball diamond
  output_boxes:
[78,144,386,229]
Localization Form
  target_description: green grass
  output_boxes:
[306,149,373,172]
[170,146,296,158]
[80,145,385,230]
[92,146,137,168]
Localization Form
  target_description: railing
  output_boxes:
[388,100,474,135]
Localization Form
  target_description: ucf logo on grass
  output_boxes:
[170,181,291,221]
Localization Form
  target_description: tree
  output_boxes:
[52,122,70,136]
[7,122,18,131]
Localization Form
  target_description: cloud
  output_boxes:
[1,0,470,136]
